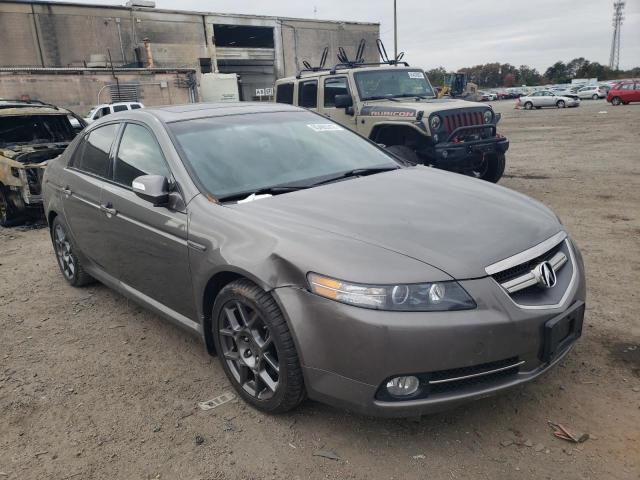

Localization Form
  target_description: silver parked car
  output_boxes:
[518,91,580,110]
[518,90,580,110]
[576,85,606,100]
[42,103,585,417]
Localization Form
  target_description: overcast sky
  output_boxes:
[64,0,640,71]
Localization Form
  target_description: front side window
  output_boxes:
[0,114,76,147]
[76,123,118,177]
[298,80,318,108]
[114,124,170,187]
[354,69,435,100]
[324,77,349,107]
[276,83,294,104]
[169,111,398,200]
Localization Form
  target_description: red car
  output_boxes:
[607,81,640,105]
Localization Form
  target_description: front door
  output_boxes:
[317,76,357,130]
[62,123,119,273]
[99,122,195,320]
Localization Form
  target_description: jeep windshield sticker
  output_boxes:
[360,106,416,117]
[306,124,344,132]
[408,71,425,79]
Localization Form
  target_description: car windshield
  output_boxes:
[354,69,436,100]
[0,114,76,147]
[169,111,399,200]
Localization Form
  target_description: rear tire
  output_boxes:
[524,102,533,110]
[0,185,26,227]
[611,97,621,106]
[50,216,94,287]
[592,94,598,100]
[385,144,420,166]
[470,153,505,183]
[212,279,305,414]
[556,100,565,108]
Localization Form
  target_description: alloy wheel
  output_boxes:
[218,300,280,400]
[54,224,75,280]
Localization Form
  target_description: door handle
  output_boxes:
[100,203,117,216]
[62,186,72,196]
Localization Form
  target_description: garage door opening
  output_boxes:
[213,25,274,48]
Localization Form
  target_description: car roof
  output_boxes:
[95,102,305,124]
[0,103,72,116]
[277,65,418,84]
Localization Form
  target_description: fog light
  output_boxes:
[386,376,420,397]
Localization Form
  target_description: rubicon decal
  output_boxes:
[361,106,416,117]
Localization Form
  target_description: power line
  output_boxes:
[608,1,625,70]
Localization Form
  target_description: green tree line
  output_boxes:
[426,58,640,88]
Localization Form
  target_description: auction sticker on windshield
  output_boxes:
[408,71,425,79]
[307,124,344,132]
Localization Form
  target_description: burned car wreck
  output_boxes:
[0,100,84,226]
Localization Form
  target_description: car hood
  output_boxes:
[361,98,487,115]
[233,167,562,279]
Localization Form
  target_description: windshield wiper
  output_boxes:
[217,185,309,203]
[363,95,400,102]
[392,93,433,100]
[307,166,400,187]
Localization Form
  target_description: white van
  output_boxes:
[84,102,144,123]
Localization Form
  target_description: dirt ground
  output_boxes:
[1,99,639,480]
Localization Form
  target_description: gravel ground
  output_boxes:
[1,99,639,480]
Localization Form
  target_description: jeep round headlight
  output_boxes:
[483,110,493,124]
[307,273,476,311]
[430,115,442,131]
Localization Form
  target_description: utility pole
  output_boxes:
[393,0,398,61]
[609,1,625,70]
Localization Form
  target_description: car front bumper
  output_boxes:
[273,253,586,417]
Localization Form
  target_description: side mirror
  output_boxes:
[334,94,354,109]
[132,175,169,206]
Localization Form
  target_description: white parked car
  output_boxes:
[576,85,606,100]
[84,102,144,123]
[518,91,580,110]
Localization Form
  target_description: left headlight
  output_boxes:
[308,273,476,312]
[483,110,494,124]
[429,115,442,131]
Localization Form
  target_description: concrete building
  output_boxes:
[0,1,380,112]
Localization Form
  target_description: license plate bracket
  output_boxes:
[540,301,585,362]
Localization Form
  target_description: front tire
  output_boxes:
[212,279,305,414]
[50,216,94,287]
[385,144,420,166]
[611,96,621,106]
[592,94,598,100]
[0,185,26,227]
[469,153,505,183]
[524,101,533,110]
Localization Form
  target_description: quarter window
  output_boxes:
[114,124,170,187]
[130,104,142,110]
[298,80,318,108]
[276,83,294,104]
[113,105,128,112]
[324,77,349,107]
[76,124,118,177]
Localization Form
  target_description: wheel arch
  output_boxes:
[368,122,427,148]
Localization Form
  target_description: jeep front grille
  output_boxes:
[443,110,484,135]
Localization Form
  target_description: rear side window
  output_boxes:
[298,80,318,108]
[276,83,294,104]
[76,124,118,177]
[113,105,128,112]
[114,124,170,187]
[324,77,349,107]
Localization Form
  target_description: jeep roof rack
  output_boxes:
[295,39,409,78]
[0,99,60,110]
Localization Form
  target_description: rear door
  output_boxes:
[99,122,195,319]
[62,123,119,272]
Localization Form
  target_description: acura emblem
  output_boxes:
[534,261,557,289]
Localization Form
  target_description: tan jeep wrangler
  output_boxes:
[275,64,509,182]
[0,100,85,226]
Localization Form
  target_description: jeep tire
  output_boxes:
[385,145,420,166]
[472,153,505,183]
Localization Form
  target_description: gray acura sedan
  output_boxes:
[42,102,585,417]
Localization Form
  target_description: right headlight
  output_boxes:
[429,115,442,131]
[308,273,476,312]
